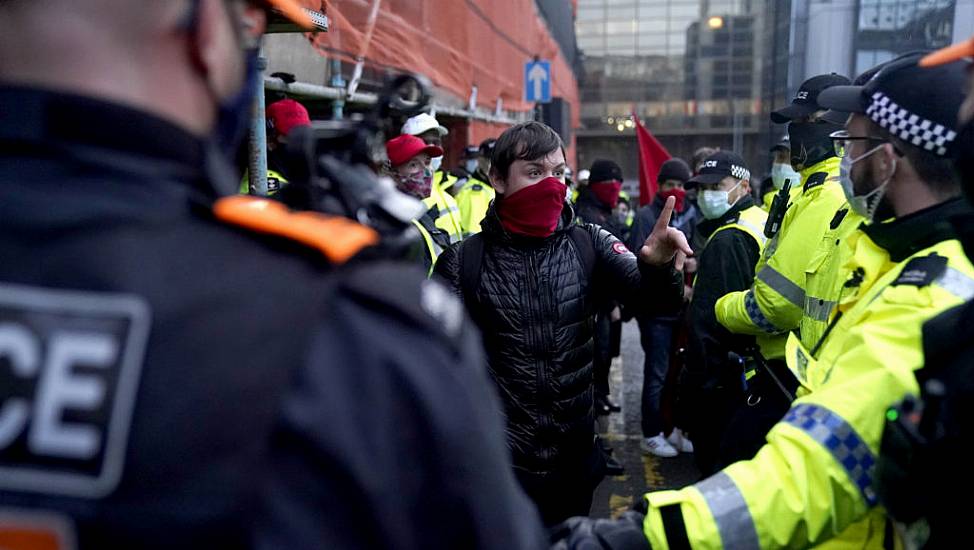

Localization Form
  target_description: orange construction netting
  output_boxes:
[293,0,580,163]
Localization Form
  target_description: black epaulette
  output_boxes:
[803,172,829,193]
[830,208,849,230]
[892,253,948,287]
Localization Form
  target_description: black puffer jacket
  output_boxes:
[434,202,683,474]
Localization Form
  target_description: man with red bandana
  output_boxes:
[434,122,690,526]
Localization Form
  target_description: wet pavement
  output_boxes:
[590,320,701,519]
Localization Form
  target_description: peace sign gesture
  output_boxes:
[639,195,693,270]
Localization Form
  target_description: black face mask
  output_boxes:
[955,116,974,203]
[789,121,842,171]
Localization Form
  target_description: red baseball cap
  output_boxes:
[386,135,443,167]
[266,99,311,137]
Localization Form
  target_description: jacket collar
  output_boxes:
[862,198,971,262]
[0,85,229,199]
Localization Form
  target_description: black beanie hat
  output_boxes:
[589,159,623,184]
[657,158,692,184]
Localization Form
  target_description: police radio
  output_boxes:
[764,179,792,239]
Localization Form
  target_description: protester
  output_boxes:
[575,159,631,414]
[434,121,689,526]
[0,2,547,548]
[400,113,465,242]
[626,158,696,457]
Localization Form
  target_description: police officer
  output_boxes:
[401,113,465,243]
[453,138,497,235]
[552,52,974,550]
[877,36,974,549]
[0,1,545,548]
[678,152,769,471]
[764,135,799,210]
[716,74,855,369]
[239,97,310,195]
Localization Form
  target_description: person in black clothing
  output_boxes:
[575,159,629,414]
[627,158,699,456]
[434,122,689,526]
[0,1,545,548]
[679,151,768,475]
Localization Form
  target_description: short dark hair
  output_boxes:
[490,122,565,180]
[868,120,961,198]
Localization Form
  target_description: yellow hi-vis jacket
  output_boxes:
[434,169,459,195]
[799,206,865,355]
[453,176,495,236]
[642,202,974,549]
[411,219,442,277]
[707,204,768,249]
[425,184,464,246]
[715,157,842,361]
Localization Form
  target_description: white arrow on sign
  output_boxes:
[528,63,548,100]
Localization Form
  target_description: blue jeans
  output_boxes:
[639,317,675,437]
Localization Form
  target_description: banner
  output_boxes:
[633,111,671,206]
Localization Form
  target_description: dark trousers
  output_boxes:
[514,445,604,527]
[715,366,793,471]
[684,386,739,477]
[593,311,612,396]
[638,317,675,437]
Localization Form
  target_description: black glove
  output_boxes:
[549,511,650,550]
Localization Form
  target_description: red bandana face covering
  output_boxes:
[591,180,623,209]
[659,188,687,212]
[497,177,567,238]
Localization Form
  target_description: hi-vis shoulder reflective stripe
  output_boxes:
[935,266,974,300]
[708,205,769,249]
[213,196,379,264]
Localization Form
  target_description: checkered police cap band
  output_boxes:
[730,164,750,181]
[865,92,957,157]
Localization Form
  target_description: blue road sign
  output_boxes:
[524,60,552,103]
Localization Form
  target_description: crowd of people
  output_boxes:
[2,0,974,548]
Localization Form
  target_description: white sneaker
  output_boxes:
[667,428,694,453]
[641,433,678,457]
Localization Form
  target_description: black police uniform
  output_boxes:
[680,196,764,475]
[0,87,545,550]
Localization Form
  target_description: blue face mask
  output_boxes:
[698,180,743,220]
[771,163,800,190]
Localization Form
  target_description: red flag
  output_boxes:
[632,111,671,206]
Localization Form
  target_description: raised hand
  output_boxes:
[639,195,693,270]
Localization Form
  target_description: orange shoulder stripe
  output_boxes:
[213,196,379,264]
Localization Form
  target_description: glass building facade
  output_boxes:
[575,0,789,180]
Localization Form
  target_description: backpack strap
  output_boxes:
[459,233,485,306]
[569,225,598,277]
